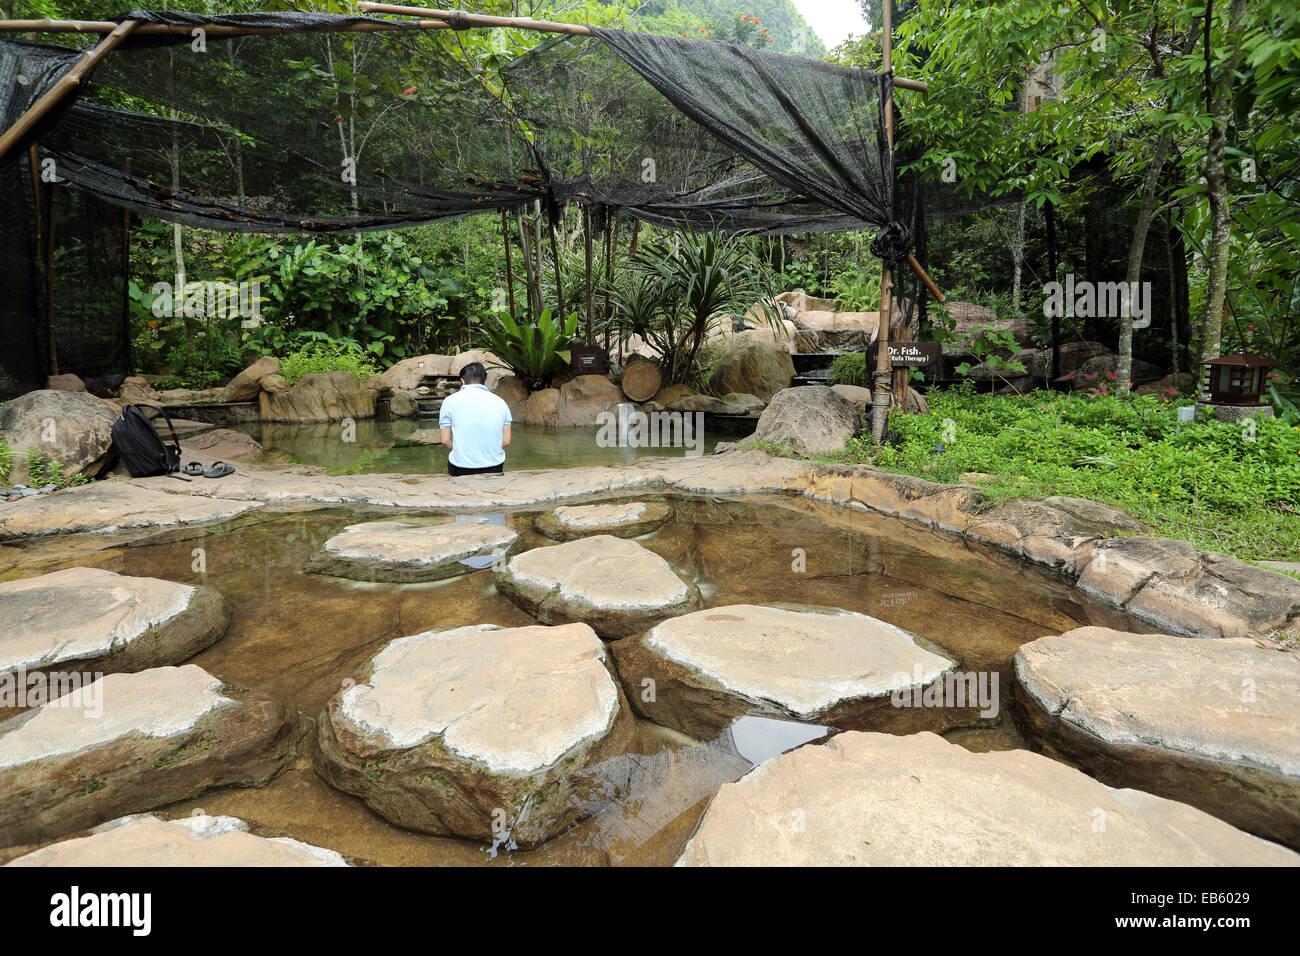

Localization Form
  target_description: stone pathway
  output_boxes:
[534,501,671,541]
[306,517,519,582]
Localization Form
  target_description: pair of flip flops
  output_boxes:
[182,461,235,479]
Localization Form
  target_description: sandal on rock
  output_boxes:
[203,461,236,479]
[182,462,206,476]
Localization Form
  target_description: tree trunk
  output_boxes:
[1117,128,1174,395]
[1197,0,1248,396]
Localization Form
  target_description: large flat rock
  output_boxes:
[534,501,672,541]
[305,517,519,583]
[610,604,963,739]
[0,567,230,683]
[495,536,701,639]
[1015,626,1300,849]
[0,482,261,541]
[5,813,348,867]
[0,665,299,847]
[676,731,1300,866]
[1077,536,1300,640]
[315,622,636,846]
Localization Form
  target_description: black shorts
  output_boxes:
[447,461,504,477]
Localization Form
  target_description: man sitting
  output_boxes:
[438,361,512,476]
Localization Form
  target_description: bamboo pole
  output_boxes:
[0,18,450,36]
[871,2,895,445]
[359,4,593,37]
[0,18,139,163]
[500,207,516,319]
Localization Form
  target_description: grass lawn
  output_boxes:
[826,386,1300,565]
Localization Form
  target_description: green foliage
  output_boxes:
[24,450,88,490]
[0,433,10,485]
[828,352,869,388]
[472,308,579,390]
[837,390,1300,561]
[953,324,1028,390]
[278,340,381,386]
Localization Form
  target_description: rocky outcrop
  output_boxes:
[495,536,701,638]
[652,384,698,406]
[0,665,299,847]
[676,730,1300,866]
[180,427,262,462]
[1077,536,1300,640]
[306,517,519,583]
[224,356,281,402]
[534,502,672,541]
[493,375,529,410]
[1014,627,1300,850]
[5,813,349,867]
[610,604,962,739]
[0,482,262,542]
[555,375,625,426]
[0,568,229,684]
[706,340,795,402]
[315,622,636,845]
[45,374,86,392]
[750,386,861,457]
[380,350,506,392]
[965,495,1146,574]
[0,389,118,484]
[259,371,375,422]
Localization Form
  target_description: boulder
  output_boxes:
[776,291,838,313]
[45,374,86,392]
[305,517,520,583]
[315,622,636,846]
[259,373,290,395]
[117,376,159,405]
[609,604,963,739]
[0,665,299,847]
[1015,627,1300,850]
[1066,353,1164,389]
[223,356,281,402]
[534,502,672,541]
[964,495,1146,574]
[706,340,795,402]
[0,389,118,484]
[388,389,420,418]
[667,394,748,415]
[676,730,1300,866]
[0,568,230,685]
[180,427,262,462]
[155,387,228,406]
[653,384,698,407]
[493,375,529,410]
[719,393,766,414]
[1077,536,1300,640]
[512,388,561,426]
[495,536,701,639]
[379,350,506,392]
[4,813,349,867]
[260,371,375,422]
[750,385,861,457]
[556,375,625,426]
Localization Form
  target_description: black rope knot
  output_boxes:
[870,220,913,263]
[444,10,472,30]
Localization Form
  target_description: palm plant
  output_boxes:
[603,225,778,386]
[472,307,578,391]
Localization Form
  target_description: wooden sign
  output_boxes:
[569,343,610,376]
[888,342,941,366]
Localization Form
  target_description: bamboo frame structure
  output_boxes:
[0,18,450,36]
[871,1,896,445]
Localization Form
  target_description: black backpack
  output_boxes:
[111,404,183,478]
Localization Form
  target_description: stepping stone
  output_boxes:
[1014,626,1300,850]
[305,517,519,582]
[316,622,636,846]
[5,813,348,867]
[610,603,962,739]
[676,731,1300,866]
[534,501,672,541]
[0,567,230,685]
[0,665,300,848]
[494,536,701,639]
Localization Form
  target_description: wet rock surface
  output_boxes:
[315,622,636,845]
[534,501,672,541]
[5,813,349,867]
[0,665,300,847]
[495,535,701,638]
[677,731,1300,866]
[306,517,519,583]
[610,604,963,738]
[0,567,230,682]
[1015,626,1300,849]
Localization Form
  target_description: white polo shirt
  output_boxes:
[438,383,512,469]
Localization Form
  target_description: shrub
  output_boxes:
[278,343,380,386]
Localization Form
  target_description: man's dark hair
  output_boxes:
[459,361,487,384]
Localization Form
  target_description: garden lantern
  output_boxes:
[1202,353,1278,406]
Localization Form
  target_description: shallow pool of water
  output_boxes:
[232,418,728,474]
[1,494,1151,866]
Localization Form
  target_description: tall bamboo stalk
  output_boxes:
[871,1,896,445]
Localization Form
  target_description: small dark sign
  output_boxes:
[888,342,941,366]
[570,343,610,375]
